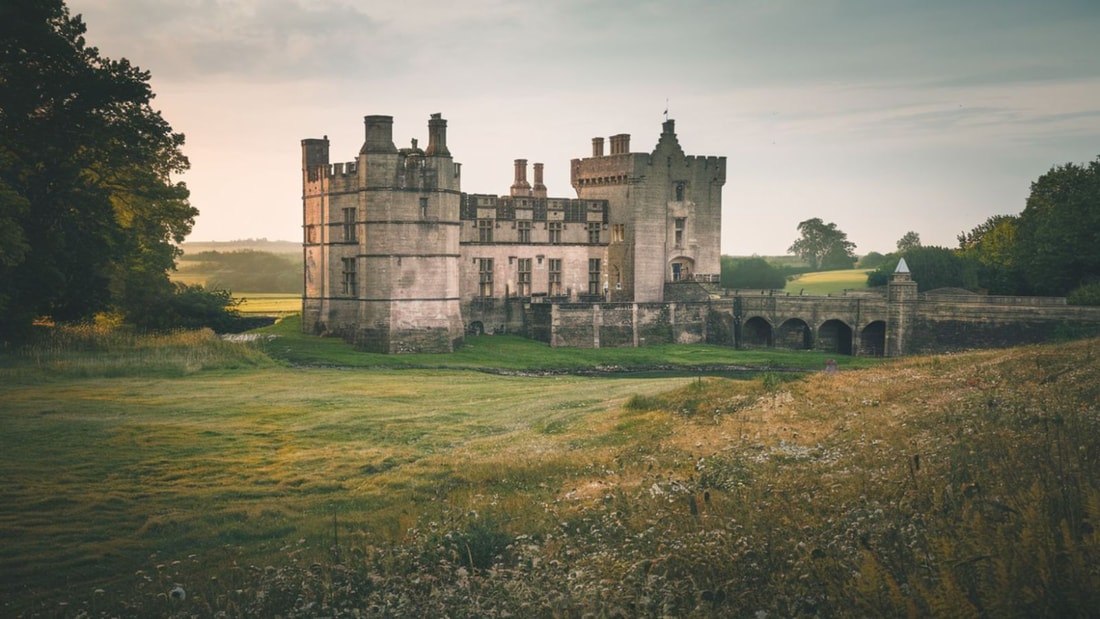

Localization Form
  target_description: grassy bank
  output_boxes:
[255,314,882,372]
[785,268,872,295]
[2,326,1097,616]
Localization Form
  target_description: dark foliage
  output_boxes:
[720,256,787,289]
[0,0,195,341]
[866,246,978,292]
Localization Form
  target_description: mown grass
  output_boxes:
[2,326,1098,616]
[785,268,872,295]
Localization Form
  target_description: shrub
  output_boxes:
[1067,282,1100,306]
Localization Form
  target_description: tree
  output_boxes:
[721,256,787,289]
[957,214,1021,294]
[787,218,856,270]
[866,246,978,291]
[896,231,921,252]
[857,251,888,269]
[0,0,196,340]
[1013,157,1100,296]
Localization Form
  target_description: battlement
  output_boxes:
[329,161,358,176]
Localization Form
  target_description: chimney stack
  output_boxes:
[609,133,631,155]
[424,113,450,157]
[592,137,605,157]
[361,115,397,154]
[532,162,547,198]
[510,159,531,197]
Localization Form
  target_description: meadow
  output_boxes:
[1,322,1098,617]
[784,269,872,295]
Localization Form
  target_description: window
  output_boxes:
[587,222,601,244]
[419,196,428,218]
[675,182,685,201]
[342,207,357,242]
[674,217,685,248]
[517,258,531,296]
[548,258,562,296]
[548,221,563,244]
[341,257,357,296]
[478,258,493,297]
[517,220,532,243]
[612,223,625,243]
[478,219,493,243]
[588,258,601,295]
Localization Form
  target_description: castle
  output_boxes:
[302,113,726,353]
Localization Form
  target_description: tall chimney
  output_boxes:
[510,159,531,197]
[361,115,397,154]
[592,137,605,157]
[609,133,631,155]
[424,113,450,157]
[532,162,547,198]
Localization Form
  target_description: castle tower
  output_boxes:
[570,118,726,302]
[886,258,918,356]
[301,113,464,353]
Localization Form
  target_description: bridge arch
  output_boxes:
[776,318,812,350]
[860,320,886,356]
[818,319,853,355]
[742,316,773,347]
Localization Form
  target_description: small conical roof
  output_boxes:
[895,257,910,273]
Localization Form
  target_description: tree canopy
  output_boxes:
[866,246,978,292]
[787,218,856,270]
[896,231,921,252]
[1,0,198,340]
[720,256,787,290]
[1013,158,1100,296]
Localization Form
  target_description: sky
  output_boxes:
[68,0,1100,256]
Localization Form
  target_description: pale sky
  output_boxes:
[69,0,1100,256]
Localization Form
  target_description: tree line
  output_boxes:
[1,0,242,342]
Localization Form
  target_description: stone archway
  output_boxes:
[742,316,773,347]
[670,257,695,282]
[776,318,812,350]
[860,321,886,356]
[818,319,853,355]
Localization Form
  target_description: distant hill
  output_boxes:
[181,240,300,256]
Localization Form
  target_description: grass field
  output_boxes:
[2,326,1098,616]
[234,293,300,315]
[784,268,872,295]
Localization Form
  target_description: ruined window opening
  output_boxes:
[548,221,563,244]
[478,219,493,243]
[341,257,357,296]
[675,182,685,201]
[612,223,625,243]
[478,258,493,297]
[342,207,357,242]
[548,258,562,296]
[517,258,532,296]
[419,197,428,218]
[674,217,685,248]
[517,220,532,243]
[587,222,601,244]
[588,258,601,295]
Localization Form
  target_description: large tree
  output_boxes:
[1013,157,1100,296]
[787,218,856,270]
[957,214,1021,294]
[0,0,196,340]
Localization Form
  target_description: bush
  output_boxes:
[1067,282,1100,306]
[722,257,787,289]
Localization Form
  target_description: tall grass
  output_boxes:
[0,322,273,381]
[2,324,1097,616]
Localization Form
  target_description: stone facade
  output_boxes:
[302,113,726,353]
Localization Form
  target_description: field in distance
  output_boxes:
[784,268,872,295]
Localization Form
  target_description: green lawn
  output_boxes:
[784,268,872,295]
